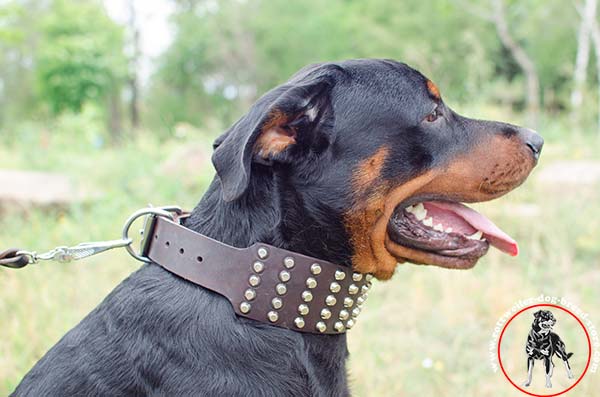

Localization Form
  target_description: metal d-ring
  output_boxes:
[122,206,182,262]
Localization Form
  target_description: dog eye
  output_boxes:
[425,107,441,123]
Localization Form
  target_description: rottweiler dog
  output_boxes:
[13,59,542,396]
[523,310,574,388]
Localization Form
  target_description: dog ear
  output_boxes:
[211,65,341,202]
[533,310,542,318]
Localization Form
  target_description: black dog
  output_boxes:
[523,310,574,388]
[13,59,542,396]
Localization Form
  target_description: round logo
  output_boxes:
[497,304,591,396]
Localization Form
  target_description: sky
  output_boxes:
[103,0,174,85]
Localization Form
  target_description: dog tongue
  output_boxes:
[428,201,519,256]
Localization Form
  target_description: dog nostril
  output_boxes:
[526,141,539,157]
[524,129,544,160]
[526,138,543,160]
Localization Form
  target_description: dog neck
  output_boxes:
[185,166,353,267]
[181,169,351,387]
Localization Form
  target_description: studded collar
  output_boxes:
[141,213,372,334]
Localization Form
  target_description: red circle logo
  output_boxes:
[497,303,592,396]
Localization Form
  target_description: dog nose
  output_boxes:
[523,128,544,160]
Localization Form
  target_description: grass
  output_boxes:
[1,112,599,396]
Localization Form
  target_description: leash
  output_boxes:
[0,206,182,269]
[0,205,372,334]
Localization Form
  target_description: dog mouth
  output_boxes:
[385,200,518,269]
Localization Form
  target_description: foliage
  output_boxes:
[147,0,587,131]
[35,0,127,115]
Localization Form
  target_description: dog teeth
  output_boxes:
[422,217,433,227]
[413,203,427,220]
[445,227,453,233]
[433,223,444,232]
[405,205,415,213]
[467,230,484,240]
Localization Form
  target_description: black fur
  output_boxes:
[13,59,540,396]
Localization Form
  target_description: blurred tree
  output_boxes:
[0,0,43,127]
[35,0,127,139]
[571,0,598,130]
[491,0,540,126]
[148,0,499,132]
[1,0,597,141]
[127,0,140,130]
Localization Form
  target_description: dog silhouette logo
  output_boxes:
[522,310,575,389]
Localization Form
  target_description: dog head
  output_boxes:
[212,59,542,279]
[533,310,556,334]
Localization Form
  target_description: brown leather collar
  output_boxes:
[142,214,373,334]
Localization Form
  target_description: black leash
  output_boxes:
[0,248,30,268]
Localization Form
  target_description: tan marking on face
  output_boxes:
[254,111,296,158]
[346,158,439,279]
[345,132,537,278]
[426,80,441,100]
[352,146,390,191]
[415,135,535,202]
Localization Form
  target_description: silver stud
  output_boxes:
[344,297,354,308]
[267,311,279,322]
[244,289,256,301]
[365,273,373,281]
[339,309,350,320]
[352,307,361,317]
[310,263,322,275]
[357,296,365,305]
[294,317,305,329]
[346,319,355,329]
[239,302,251,314]
[298,304,309,315]
[306,277,317,289]
[361,284,370,294]
[321,308,332,319]
[284,256,295,269]
[252,261,264,273]
[249,275,261,287]
[279,270,291,282]
[325,295,337,306]
[316,321,327,333]
[276,283,287,295]
[302,290,313,302]
[330,282,341,293]
[272,297,283,309]
[348,284,359,295]
[335,270,346,280]
[257,247,269,259]
[352,272,363,282]
[334,321,345,332]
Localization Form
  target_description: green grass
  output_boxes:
[1,114,600,396]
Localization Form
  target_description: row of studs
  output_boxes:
[313,274,373,333]
[294,261,352,331]
[241,246,373,332]
[297,267,373,333]
[239,247,298,320]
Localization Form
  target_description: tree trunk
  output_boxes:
[109,88,122,144]
[128,0,140,130]
[491,0,540,127]
[588,14,600,134]
[571,0,597,123]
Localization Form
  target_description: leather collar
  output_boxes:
[142,213,372,334]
